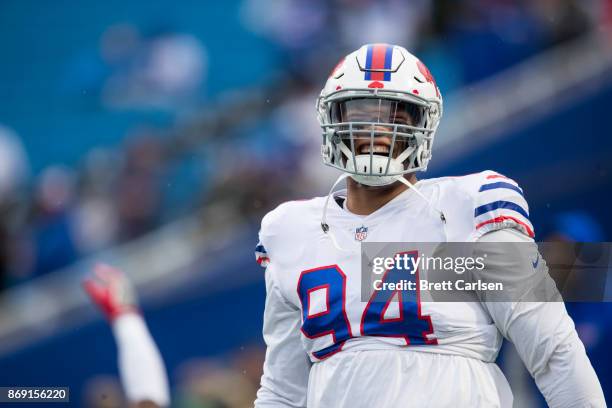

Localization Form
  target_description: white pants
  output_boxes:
[307,350,513,408]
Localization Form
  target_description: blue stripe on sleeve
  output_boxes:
[474,200,529,219]
[479,182,523,195]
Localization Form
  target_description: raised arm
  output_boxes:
[83,264,170,408]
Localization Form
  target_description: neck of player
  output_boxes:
[345,174,417,216]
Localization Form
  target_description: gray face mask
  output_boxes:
[319,93,439,186]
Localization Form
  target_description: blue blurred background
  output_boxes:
[0,0,611,406]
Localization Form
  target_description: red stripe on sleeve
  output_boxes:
[476,216,535,238]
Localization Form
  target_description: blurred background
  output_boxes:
[0,0,611,406]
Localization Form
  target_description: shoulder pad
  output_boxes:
[447,171,534,239]
[468,171,534,239]
[255,198,323,267]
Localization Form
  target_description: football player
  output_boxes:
[83,264,170,408]
[254,44,605,407]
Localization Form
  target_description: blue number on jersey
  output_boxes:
[297,253,436,360]
[361,251,436,345]
[297,265,353,359]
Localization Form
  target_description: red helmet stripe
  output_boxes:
[365,44,393,81]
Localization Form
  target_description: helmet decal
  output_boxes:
[330,57,345,79]
[417,60,440,97]
[364,44,394,81]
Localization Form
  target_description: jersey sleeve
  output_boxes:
[471,171,535,239]
[255,202,290,268]
[254,209,311,407]
[255,262,311,408]
[476,229,605,407]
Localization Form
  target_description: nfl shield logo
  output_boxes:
[355,226,368,241]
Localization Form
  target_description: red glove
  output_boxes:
[83,263,139,320]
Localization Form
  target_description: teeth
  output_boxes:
[360,145,389,154]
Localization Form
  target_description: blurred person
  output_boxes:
[117,134,164,241]
[28,166,80,277]
[72,191,118,252]
[83,263,170,408]
[205,115,307,223]
[254,44,605,407]
[72,148,121,254]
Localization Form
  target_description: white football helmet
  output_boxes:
[317,44,443,186]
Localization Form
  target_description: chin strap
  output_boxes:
[394,175,447,223]
[320,173,448,252]
[321,173,350,251]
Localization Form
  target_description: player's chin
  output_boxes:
[354,178,405,190]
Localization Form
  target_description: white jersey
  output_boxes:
[254,171,605,408]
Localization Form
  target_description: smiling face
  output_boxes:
[329,98,423,161]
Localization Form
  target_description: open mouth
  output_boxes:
[356,142,391,156]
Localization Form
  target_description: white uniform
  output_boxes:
[254,171,605,408]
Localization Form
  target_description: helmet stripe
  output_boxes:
[383,45,393,80]
[364,44,393,81]
[364,45,373,80]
